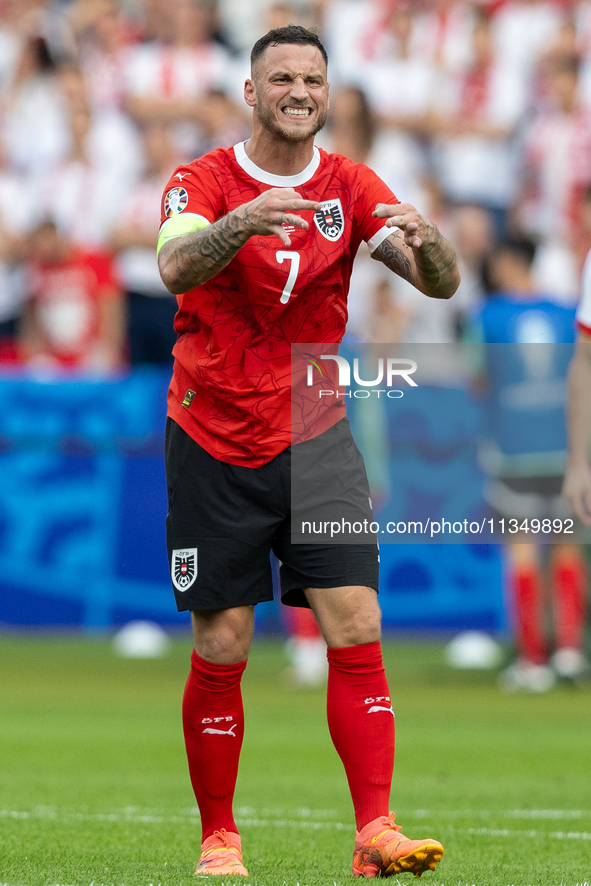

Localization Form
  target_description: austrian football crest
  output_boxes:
[314,198,344,241]
[171,548,198,592]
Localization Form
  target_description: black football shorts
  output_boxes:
[165,416,379,611]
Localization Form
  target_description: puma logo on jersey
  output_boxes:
[175,172,191,180]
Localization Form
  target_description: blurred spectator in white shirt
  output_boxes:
[218,0,320,54]
[109,122,180,366]
[491,0,565,86]
[517,52,591,300]
[123,0,232,160]
[69,0,137,112]
[431,10,528,234]
[2,35,70,173]
[413,0,476,75]
[351,3,439,186]
[34,64,141,249]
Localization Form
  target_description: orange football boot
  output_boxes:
[352,812,444,878]
[195,829,248,877]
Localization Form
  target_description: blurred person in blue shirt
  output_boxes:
[476,236,589,690]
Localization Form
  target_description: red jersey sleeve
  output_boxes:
[160,159,225,229]
[353,163,399,253]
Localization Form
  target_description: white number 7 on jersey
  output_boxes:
[276,250,300,304]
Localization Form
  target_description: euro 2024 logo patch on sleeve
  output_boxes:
[172,548,197,591]
[314,198,344,241]
[164,187,189,217]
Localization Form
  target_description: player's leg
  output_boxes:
[304,584,389,824]
[304,584,443,878]
[165,419,282,876]
[279,418,443,876]
[183,606,253,876]
[550,543,590,680]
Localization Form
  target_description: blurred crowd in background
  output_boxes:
[1,0,591,371]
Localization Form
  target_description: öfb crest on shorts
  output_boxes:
[171,548,198,591]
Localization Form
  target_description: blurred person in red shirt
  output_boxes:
[20,219,125,374]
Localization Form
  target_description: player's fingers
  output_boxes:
[271,225,291,247]
[406,235,423,248]
[373,202,417,218]
[373,203,400,218]
[282,214,309,230]
[282,199,322,212]
[386,213,424,230]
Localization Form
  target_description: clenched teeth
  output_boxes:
[283,107,312,116]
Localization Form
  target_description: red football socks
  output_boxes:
[182,650,247,841]
[552,554,588,650]
[512,565,547,663]
[327,641,395,831]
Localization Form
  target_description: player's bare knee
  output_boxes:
[337,608,381,647]
[191,607,253,664]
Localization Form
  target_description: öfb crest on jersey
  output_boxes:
[171,548,198,591]
[314,198,344,241]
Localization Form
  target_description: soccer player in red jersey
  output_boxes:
[157,25,460,880]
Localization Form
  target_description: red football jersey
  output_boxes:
[159,142,399,467]
[26,249,119,367]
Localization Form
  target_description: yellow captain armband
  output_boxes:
[157,213,211,256]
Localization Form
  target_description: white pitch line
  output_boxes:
[468,826,591,840]
[2,806,591,837]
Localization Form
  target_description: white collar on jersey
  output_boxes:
[233,141,321,186]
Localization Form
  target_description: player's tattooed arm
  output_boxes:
[372,203,460,299]
[159,187,321,294]
[372,231,416,286]
[159,211,252,294]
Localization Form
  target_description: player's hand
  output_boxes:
[372,202,435,250]
[235,188,322,247]
[562,463,591,526]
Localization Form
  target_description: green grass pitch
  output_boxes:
[1,634,590,886]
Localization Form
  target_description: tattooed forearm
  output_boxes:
[373,227,460,300]
[412,224,460,299]
[159,208,254,294]
[373,233,416,286]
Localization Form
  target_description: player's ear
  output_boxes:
[244,79,256,108]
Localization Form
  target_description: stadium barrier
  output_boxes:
[0,369,504,633]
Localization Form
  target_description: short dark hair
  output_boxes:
[250,25,328,74]
[495,236,537,268]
